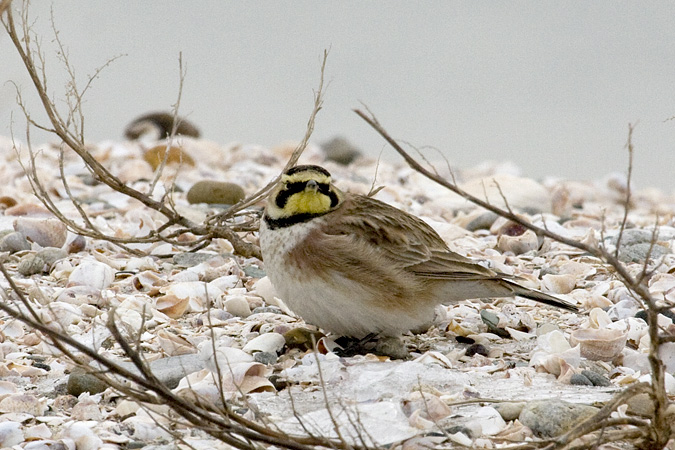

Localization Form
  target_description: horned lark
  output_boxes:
[259,165,578,340]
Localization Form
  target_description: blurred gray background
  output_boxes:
[2,2,674,190]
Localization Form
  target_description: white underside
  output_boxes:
[259,219,434,338]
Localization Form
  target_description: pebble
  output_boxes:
[172,252,221,267]
[581,369,611,387]
[480,310,510,338]
[251,306,283,315]
[321,136,362,165]
[465,212,499,231]
[187,180,245,205]
[68,354,204,396]
[67,235,87,253]
[13,217,67,248]
[143,145,195,170]
[570,373,593,386]
[618,243,670,263]
[465,343,489,357]
[0,231,30,253]
[519,399,599,438]
[253,351,278,365]
[494,402,525,422]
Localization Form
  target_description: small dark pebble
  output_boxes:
[253,351,278,365]
[251,306,283,315]
[480,309,510,338]
[269,374,289,391]
[243,265,266,279]
[581,369,611,387]
[465,212,499,232]
[455,335,475,344]
[125,442,147,449]
[465,343,489,357]
[445,425,474,439]
[32,362,51,371]
[570,373,593,386]
[635,309,675,323]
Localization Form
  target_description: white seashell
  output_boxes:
[0,394,47,415]
[569,328,627,361]
[60,422,103,450]
[2,320,25,339]
[541,274,576,294]
[114,400,140,417]
[497,230,539,255]
[0,381,18,400]
[42,301,82,328]
[568,289,612,310]
[242,333,285,354]
[0,421,23,447]
[70,398,103,421]
[158,281,223,314]
[13,217,67,248]
[55,285,103,306]
[124,256,158,272]
[156,329,196,356]
[587,307,612,329]
[155,293,190,319]
[208,274,240,291]
[251,277,275,301]
[413,351,453,368]
[67,260,115,290]
[402,391,452,422]
[224,295,252,317]
[465,406,507,436]
[506,327,535,341]
[24,423,52,440]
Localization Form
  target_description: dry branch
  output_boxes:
[354,108,673,449]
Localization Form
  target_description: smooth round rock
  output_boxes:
[495,402,525,422]
[0,231,30,253]
[187,180,245,205]
[519,399,599,438]
[321,136,362,165]
[13,217,67,248]
[570,373,593,386]
[581,369,611,387]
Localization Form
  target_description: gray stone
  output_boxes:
[251,306,283,315]
[495,402,525,422]
[465,212,499,231]
[254,351,278,365]
[173,252,220,267]
[480,309,509,338]
[67,368,110,396]
[570,373,593,386]
[519,399,599,438]
[618,243,670,264]
[581,369,611,387]
[37,247,68,267]
[0,231,30,253]
[321,136,362,165]
[67,353,204,396]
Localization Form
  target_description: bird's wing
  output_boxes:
[323,194,501,280]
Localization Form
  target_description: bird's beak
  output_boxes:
[306,180,319,192]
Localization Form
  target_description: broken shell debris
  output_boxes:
[1,134,674,448]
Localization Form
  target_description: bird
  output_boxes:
[258,164,578,341]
